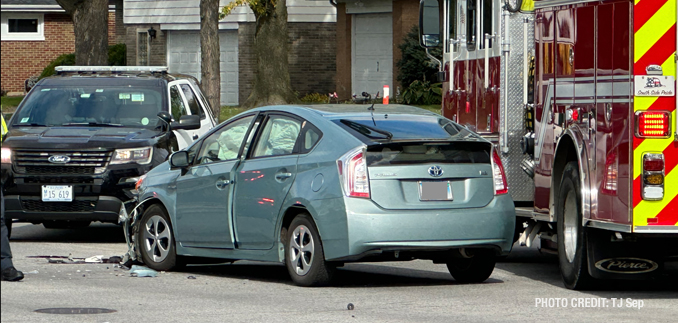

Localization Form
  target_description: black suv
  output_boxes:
[1,66,217,233]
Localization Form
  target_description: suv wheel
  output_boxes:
[284,213,334,286]
[136,204,177,271]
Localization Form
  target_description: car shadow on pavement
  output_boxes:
[9,222,126,243]
[180,262,503,288]
[499,244,678,295]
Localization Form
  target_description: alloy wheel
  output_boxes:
[144,215,172,263]
[289,225,315,276]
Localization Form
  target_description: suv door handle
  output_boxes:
[275,172,292,181]
[192,134,199,140]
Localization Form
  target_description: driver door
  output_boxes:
[174,114,257,249]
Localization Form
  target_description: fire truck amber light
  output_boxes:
[644,174,664,185]
[636,111,670,138]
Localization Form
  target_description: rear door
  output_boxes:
[168,80,197,149]
[233,113,303,250]
[174,114,257,249]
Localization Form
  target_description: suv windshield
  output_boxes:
[12,78,166,129]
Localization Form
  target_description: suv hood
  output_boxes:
[3,126,162,150]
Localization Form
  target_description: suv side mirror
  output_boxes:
[419,0,441,48]
[169,151,189,168]
[157,111,172,125]
[171,115,201,131]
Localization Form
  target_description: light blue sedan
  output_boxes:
[125,105,516,286]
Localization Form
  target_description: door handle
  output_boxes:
[275,172,292,181]
[215,178,231,190]
[192,134,199,140]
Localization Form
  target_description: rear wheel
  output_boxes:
[284,213,335,287]
[446,249,496,283]
[42,220,91,229]
[136,204,177,271]
[556,162,593,290]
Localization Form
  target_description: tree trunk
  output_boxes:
[200,0,221,118]
[56,0,108,66]
[245,0,298,108]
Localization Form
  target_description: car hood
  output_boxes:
[3,126,162,150]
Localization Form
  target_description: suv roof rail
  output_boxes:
[55,66,168,74]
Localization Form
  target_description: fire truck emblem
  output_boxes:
[644,77,663,88]
[594,258,659,274]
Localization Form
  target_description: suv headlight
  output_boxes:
[110,147,152,165]
[1,147,11,164]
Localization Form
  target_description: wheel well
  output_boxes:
[280,206,309,243]
[552,135,579,205]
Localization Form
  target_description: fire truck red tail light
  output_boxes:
[641,153,665,201]
[636,111,671,138]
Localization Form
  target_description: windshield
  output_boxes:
[12,81,165,129]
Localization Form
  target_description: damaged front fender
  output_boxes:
[120,197,156,263]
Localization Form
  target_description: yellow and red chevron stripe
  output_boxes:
[632,0,677,229]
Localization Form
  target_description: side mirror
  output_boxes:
[170,114,201,131]
[157,111,172,125]
[419,0,441,48]
[169,151,189,168]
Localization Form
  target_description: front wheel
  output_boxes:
[446,249,496,283]
[136,204,178,271]
[284,213,335,287]
[556,162,593,290]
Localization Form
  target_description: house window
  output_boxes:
[1,13,44,41]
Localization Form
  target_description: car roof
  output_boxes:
[248,104,439,119]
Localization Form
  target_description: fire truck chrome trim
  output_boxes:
[552,127,592,223]
[633,226,678,233]
[585,220,632,233]
[534,0,600,10]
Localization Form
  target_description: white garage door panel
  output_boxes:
[168,30,239,106]
[352,13,392,98]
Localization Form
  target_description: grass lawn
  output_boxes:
[1,96,24,112]
[414,105,442,115]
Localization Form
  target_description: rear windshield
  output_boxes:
[12,79,165,129]
[366,142,491,166]
[332,116,475,141]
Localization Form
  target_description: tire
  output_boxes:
[284,213,335,287]
[556,162,593,290]
[136,204,178,271]
[42,220,91,229]
[446,249,496,283]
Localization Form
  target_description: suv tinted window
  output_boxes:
[170,85,188,121]
[13,83,164,129]
[180,84,205,119]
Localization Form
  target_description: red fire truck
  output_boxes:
[418,0,677,289]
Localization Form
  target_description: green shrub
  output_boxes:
[396,25,442,89]
[108,43,126,66]
[39,53,76,79]
[300,93,329,103]
[39,44,127,79]
[401,80,442,105]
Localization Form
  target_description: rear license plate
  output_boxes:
[41,185,73,202]
[419,181,453,201]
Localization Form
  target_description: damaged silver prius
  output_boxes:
[121,105,516,286]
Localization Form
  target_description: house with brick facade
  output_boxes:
[0,0,123,96]
[334,0,419,101]
[123,0,337,106]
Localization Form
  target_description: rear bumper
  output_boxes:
[328,194,516,260]
[3,195,122,223]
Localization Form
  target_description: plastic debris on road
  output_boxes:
[129,265,158,278]
[85,255,104,263]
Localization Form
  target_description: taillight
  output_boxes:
[338,147,370,198]
[636,111,671,138]
[492,150,508,195]
[641,153,664,201]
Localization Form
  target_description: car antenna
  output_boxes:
[368,103,376,126]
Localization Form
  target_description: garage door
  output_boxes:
[352,13,392,98]
[168,30,239,106]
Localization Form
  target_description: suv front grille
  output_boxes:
[14,150,112,175]
[21,197,97,212]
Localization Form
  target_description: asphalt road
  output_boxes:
[1,222,676,323]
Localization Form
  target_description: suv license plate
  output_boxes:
[42,185,73,202]
[419,181,453,201]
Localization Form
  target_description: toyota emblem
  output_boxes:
[48,155,71,164]
[428,165,443,177]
